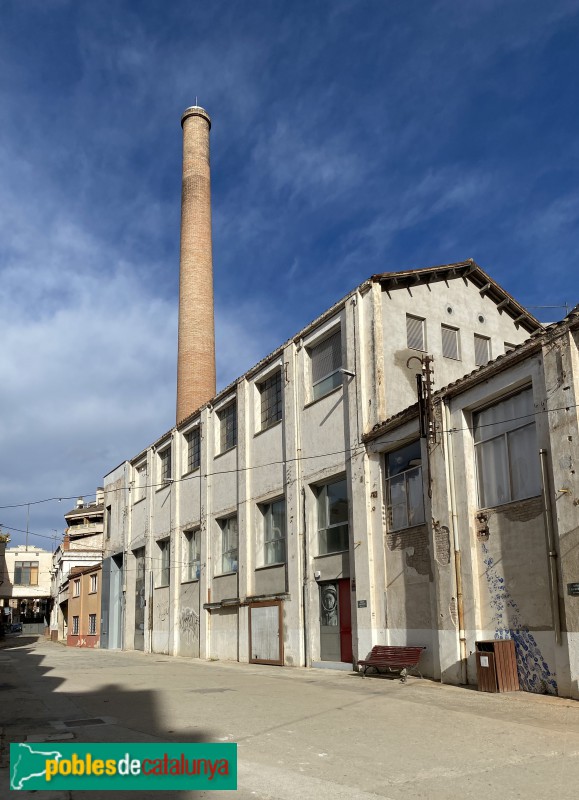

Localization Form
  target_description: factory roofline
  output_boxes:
[116,259,543,465]
[363,304,579,444]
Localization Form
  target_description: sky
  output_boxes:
[1,0,579,549]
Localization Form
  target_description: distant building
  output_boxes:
[50,491,104,642]
[0,545,52,631]
[66,564,102,648]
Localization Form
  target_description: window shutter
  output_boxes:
[406,315,425,351]
[441,325,459,360]
[474,334,491,366]
[311,330,342,383]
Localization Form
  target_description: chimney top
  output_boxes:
[181,105,211,130]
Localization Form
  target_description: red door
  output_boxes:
[338,579,352,663]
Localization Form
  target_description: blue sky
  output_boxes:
[1,0,579,547]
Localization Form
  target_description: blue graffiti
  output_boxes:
[481,542,558,695]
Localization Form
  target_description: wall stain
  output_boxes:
[481,542,557,695]
[499,496,543,524]
[434,524,451,566]
[387,526,433,579]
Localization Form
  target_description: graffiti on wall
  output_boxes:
[179,606,199,646]
[481,542,558,695]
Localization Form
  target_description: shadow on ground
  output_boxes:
[0,636,215,798]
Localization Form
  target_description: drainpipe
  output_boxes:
[301,486,309,667]
[444,400,468,684]
[539,449,562,645]
[295,340,309,667]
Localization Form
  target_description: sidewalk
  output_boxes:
[1,636,578,798]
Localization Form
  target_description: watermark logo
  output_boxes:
[10,742,237,791]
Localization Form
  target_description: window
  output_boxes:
[14,561,39,586]
[407,315,426,351]
[474,388,541,508]
[106,505,111,539]
[259,371,282,430]
[159,446,172,483]
[474,334,491,366]
[385,441,425,531]
[183,529,201,581]
[260,499,286,566]
[90,573,98,593]
[310,329,342,400]
[72,616,79,635]
[88,614,97,635]
[157,539,170,586]
[316,478,349,555]
[441,325,460,360]
[218,402,237,453]
[184,427,201,473]
[73,579,81,597]
[219,517,238,574]
[134,461,147,502]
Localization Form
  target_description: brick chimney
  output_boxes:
[176,105,216,424]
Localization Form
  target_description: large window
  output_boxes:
[183,529,201,581]
[88,614,97,635]
[259,371,282,430]
[219,517,238,574]
[14,561,39,586]
[73,579,81,597]
[218,402,237,453]
[474,388,541,508]
[184,427,201,473]
[159,446,172,483]
[407,315,426,351]
[310,329,342,400]
[316,478,349,555]
[260,499,286,566]
[385,441,425,531]
[157,539,170,586]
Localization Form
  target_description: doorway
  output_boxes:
[319,579,352,663]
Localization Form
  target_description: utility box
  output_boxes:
[475,639,520,693]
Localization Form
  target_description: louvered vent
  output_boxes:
[441,325,459,360]
[406,315,425,351]
[474,334,491,366]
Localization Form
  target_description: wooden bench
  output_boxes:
[358,645,426,682]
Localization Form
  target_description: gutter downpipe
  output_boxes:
[443,399,468,684]
[539,449,562,645]
[295,341,310,668]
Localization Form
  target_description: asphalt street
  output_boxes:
[1,635,578,799]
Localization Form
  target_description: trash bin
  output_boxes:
[475,639,519,692]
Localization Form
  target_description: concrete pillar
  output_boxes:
[176,106,216,425]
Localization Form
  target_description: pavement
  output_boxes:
[1,634,579,799]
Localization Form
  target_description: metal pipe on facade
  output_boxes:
[539,449,562,645]
[443,400,468,684]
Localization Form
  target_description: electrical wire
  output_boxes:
[2,399,579,515]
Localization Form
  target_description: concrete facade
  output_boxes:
[365,310,579,698]
[100,262,579,695]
